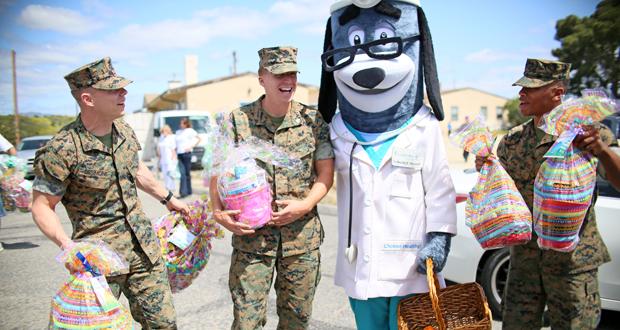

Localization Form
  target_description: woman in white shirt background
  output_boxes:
[175,118,200,198]
[157,125,177,192]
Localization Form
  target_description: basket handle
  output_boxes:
[426,258,447,330]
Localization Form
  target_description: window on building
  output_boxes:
[451,106,459,121]
[496,106,503,119]
[480,106,488,120]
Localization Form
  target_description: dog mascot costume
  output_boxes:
[318,1,457,329]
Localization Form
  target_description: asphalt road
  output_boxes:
[1,176,618,329]
[0,181,357,330]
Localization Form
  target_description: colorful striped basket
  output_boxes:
[533,145,597,252]
[450,117,532,250]
[50,241,134,329]
[466,157,532,249]
[533,90,616,252]
[49,273,134,329]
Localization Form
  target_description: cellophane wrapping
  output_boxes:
[152,199,225,292]
[50,240,133,329]
[534,90,618,252]
[450,117,531,249]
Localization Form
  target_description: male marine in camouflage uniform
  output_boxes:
[476,58,619,329]
[31,57,189,329]
[210,46,335,330]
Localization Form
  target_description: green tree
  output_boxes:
[504,97,527,129]
[552,0,620,98]
[0,115,74,146]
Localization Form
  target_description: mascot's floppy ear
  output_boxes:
[418,7,444,121]
[318,17,337,123]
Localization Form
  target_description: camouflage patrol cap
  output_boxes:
[512,58,571,88]
[64,57,132,91]
[258,46,298,74]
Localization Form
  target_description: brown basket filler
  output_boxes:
[398,259,492,330]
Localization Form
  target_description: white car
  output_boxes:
[443,167,620,318]
[16,135,53,180]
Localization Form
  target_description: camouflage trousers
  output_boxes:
[107,246,177,330]
[228,248,321,330]
[502,242,601,330]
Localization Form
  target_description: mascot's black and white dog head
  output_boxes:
[319,0,444,133]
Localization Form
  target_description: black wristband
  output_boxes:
[160,190,173,205]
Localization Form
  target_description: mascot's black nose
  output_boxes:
[352,67,385,89]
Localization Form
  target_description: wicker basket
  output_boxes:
[398,259,492,330]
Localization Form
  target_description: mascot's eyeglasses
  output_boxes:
[322,35,420,72]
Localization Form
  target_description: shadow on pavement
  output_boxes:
[2,241,39,250]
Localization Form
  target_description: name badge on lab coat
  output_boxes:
[392,147,422,169]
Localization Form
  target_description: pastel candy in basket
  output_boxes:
[152,199,225,292]
[218,161,273,229]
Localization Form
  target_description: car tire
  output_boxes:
[479,247,510,319]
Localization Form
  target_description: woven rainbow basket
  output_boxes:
[466,158,532,249]
[534,148,597,252]
[49,273,133,329]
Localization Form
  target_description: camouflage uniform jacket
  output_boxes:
[497,119,614,274]
[33,116,160,273]
[230,96,335,257]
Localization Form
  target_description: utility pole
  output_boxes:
[232,51,237,75]
[11,50,20,146]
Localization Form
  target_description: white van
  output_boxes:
[146,110,213,169]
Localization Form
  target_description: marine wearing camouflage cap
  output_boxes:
[258,46,298,74]
[64,57,132,91]
[512,58,571,88]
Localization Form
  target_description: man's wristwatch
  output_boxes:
[160,191,173,205]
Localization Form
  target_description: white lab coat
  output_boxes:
[331,106,457,300]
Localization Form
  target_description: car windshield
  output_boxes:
[18,139,49,151]
[164,116,210,134]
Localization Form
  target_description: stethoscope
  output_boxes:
[345,141,358,263]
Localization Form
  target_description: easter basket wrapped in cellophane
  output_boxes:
[450,117,531,250]
[534,89,618,252]
[152,198,225,292]
[49,240,134,329]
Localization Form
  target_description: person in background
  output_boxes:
[0,133,16,252]
[175,118,200,198]
[210,46,335,330]
[157,125,177,191]
[30,57,188,329]
[460,116,471,162]
[475,58,619,329]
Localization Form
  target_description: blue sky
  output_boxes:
[0,0,599,116]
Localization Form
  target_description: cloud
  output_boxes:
[464,49,514,63]
[18,4,103,35]
[268,0,331,23]
[102,7,270,53]
[2,2,337,115]
[268,0,332,35]
[80,0,118,19]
